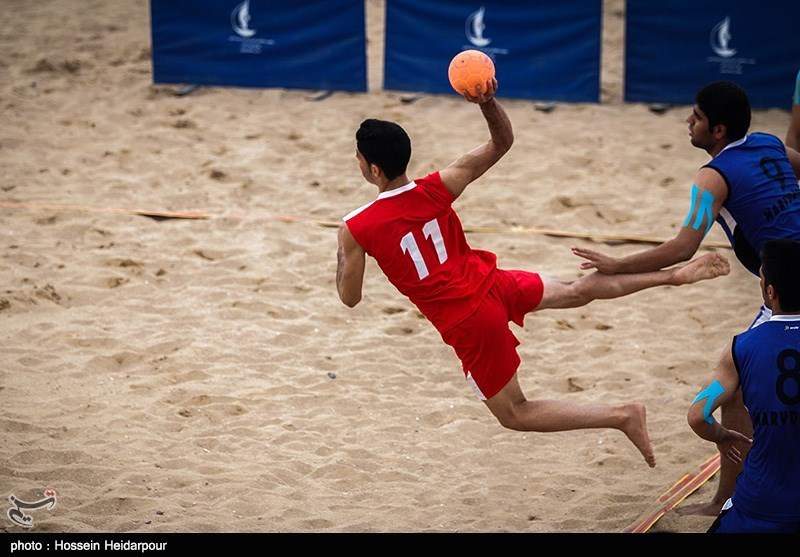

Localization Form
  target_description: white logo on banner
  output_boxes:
[228,0,274,54]
[706,16,754,75]
[466,7,490,47]
[462,7,508,58]
[710,17,735,57]
[231,1,256,38]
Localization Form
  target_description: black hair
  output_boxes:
[356,119,411,180]
[695,81,751,141]
[761,239,800,312]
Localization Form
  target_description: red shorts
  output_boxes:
[440,269,544,400]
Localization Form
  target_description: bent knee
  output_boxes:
[492,409,526,431]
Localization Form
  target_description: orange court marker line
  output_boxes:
[623,453,721,534]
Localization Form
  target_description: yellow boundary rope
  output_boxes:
[0,200,732,249]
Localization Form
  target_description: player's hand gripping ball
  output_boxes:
[448,49,495,97]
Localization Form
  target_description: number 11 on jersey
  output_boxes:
[400,218,448,280]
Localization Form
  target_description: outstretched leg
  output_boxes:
[537,252,730,310]
[484,373,656,468]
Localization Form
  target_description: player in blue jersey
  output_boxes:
[688,239,800,533]
[571,80,800,516]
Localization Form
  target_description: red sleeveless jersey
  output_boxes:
[343,171,497,332]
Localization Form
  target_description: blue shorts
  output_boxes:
[708,498,800,533]
[440,269,544,401]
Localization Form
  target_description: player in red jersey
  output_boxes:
[336,77,730,467]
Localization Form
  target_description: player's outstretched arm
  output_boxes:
[440,79,513,200]
[571,227,703,274]
[572,167,725,274]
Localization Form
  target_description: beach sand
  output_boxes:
[1,0,793,534]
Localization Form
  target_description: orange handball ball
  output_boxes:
[448,49,495,96]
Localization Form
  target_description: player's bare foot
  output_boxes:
[675,500,726,517]
[672,252,730,285]
[622,403,656,468]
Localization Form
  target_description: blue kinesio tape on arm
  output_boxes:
[693,380,725,424]
[683,184,715,236]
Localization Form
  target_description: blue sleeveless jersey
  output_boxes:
[731,315,800,521]
[706,133,800,275]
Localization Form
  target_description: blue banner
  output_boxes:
[625,0,800,109]
[150,0,367,92]
[383,1,602,102]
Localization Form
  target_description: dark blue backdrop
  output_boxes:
[383,0,602,102]
[150,0,367,92]
[625,0,800,109]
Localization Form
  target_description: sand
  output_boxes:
[1,0,793,535]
